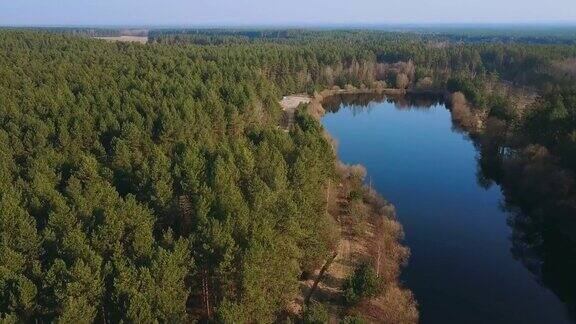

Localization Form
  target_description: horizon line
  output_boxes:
[2,21,576,30]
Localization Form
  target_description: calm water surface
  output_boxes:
[321,95,571,324]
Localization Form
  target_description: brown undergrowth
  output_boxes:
[285,90,418,323]
[292,163,418,323]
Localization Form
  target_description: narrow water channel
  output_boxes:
[321,94,571,324]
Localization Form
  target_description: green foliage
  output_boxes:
[348,190,362,202]
[447,77,486,107]
[301,302,329,324]
[341,315,367,324]
[524,89,576,170]
[0,30,339,322]
[487,95,515,121]
[343,263,382,306]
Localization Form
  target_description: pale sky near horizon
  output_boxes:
[0,0,575,26]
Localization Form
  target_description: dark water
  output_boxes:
[321,94,572,324]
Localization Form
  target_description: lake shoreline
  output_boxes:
[286,88,420,322]
[317,91,574,323]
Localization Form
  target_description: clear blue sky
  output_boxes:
[1,0,575,26]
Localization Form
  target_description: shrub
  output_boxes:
[446,77,486,107]
[348,190,362,201]
[343,262,382,305]
[488,95,515,121]
[301,302,329,324]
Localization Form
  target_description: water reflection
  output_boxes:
[322,92,444,113]
[475,136,576,321]
[322,93,576,322]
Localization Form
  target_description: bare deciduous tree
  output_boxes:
[395,73,410,89]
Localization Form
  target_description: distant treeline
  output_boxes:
[2,27,150,37]
[148,26,576,44]
[148,29,576,89]
[34,26,576,44]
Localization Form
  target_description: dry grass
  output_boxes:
[290,163,417,323]
[283,92,417,323]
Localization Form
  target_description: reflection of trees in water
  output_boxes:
[322,93,386,113]
[506,197,576,321]
[328,93,576,319]
[474,123,576,321]
[392,94,445,111]
[322,93,444,114]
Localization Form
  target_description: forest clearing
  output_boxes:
[94,35,148,43]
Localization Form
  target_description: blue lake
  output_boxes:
[321,94,571,324]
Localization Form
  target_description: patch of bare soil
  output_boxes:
[279,94,312,130]
[280,94,312,111]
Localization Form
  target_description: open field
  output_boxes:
[94,36,148,44]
